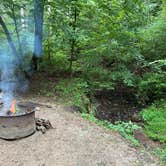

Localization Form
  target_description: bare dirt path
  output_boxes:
[0,96,159,166]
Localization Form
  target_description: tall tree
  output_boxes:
[32,0,45,71]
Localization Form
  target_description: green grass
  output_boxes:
[140,100,166,143]
[154,146,166,164]
[140,100,166,161]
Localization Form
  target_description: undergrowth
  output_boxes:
[140,100,166,161]
[140,100,166,143]
[55,78,141,145]
[55,78,91,113]
[154,147,166,163]
[82,113,140,146]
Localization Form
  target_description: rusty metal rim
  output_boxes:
[0,109,35,117]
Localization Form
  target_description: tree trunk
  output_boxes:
[32,0,44,71]
[69,1,78,77]
[0,16,19,60]
[11,1,23,59]
[0,16,29,78]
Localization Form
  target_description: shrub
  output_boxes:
[140,100,166,143]
[55,78,90,113]
[138,72,166,101]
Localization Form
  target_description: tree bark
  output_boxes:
[69,1,78,76]
[32,0,44,71]
[11,1,23,59]
[0,15,29,78]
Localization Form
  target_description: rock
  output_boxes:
[36,126,42,131]
[40,126,47,134]
[35,118,53,134]
[43,119,53,129]
[36,118,43,126]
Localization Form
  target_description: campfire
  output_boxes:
[5,99,18,116]
[10,99,16,114]
[0,1,52,140]
[0,95,52,140]
[0,96,36,140]
[0,95,34,116]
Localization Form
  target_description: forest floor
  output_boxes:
[0,95,160,166]
[0,73,161,166]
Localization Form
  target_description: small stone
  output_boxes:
[35,107,40,111]
[46,120,53,129]
[36,118,43,125]
[35,118,53,133]
[40,126,47,134]
[36,126,42,131]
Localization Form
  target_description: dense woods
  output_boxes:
[0,0,166,161]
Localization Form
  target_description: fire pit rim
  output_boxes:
[0,109,35,117]
[0,108,36,139]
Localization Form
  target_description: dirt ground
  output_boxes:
[0,96,159,166]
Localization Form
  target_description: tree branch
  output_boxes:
[0,15,30,78]
[0,15,19,59]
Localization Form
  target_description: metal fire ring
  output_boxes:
[0,109,36,140]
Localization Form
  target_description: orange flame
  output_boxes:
[10,99,16,114]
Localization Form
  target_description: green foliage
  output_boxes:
[138,72,166,101]
[161,147,166,161]
[106,121,140,146]
[42,0,151,93]
[40,51,69,73]
[151,146,166,164]
[1,0,166,155]
[82,113,140,146]
[55,78,90,113]
[1,0,164,101]
[82,66,115,91]
[137,59,166,101]
[140,100,166,143]
[146,0,163,17]
[140,3,166,61]
[154,146,166,162]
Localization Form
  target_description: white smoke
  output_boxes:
[0,32,34,115]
